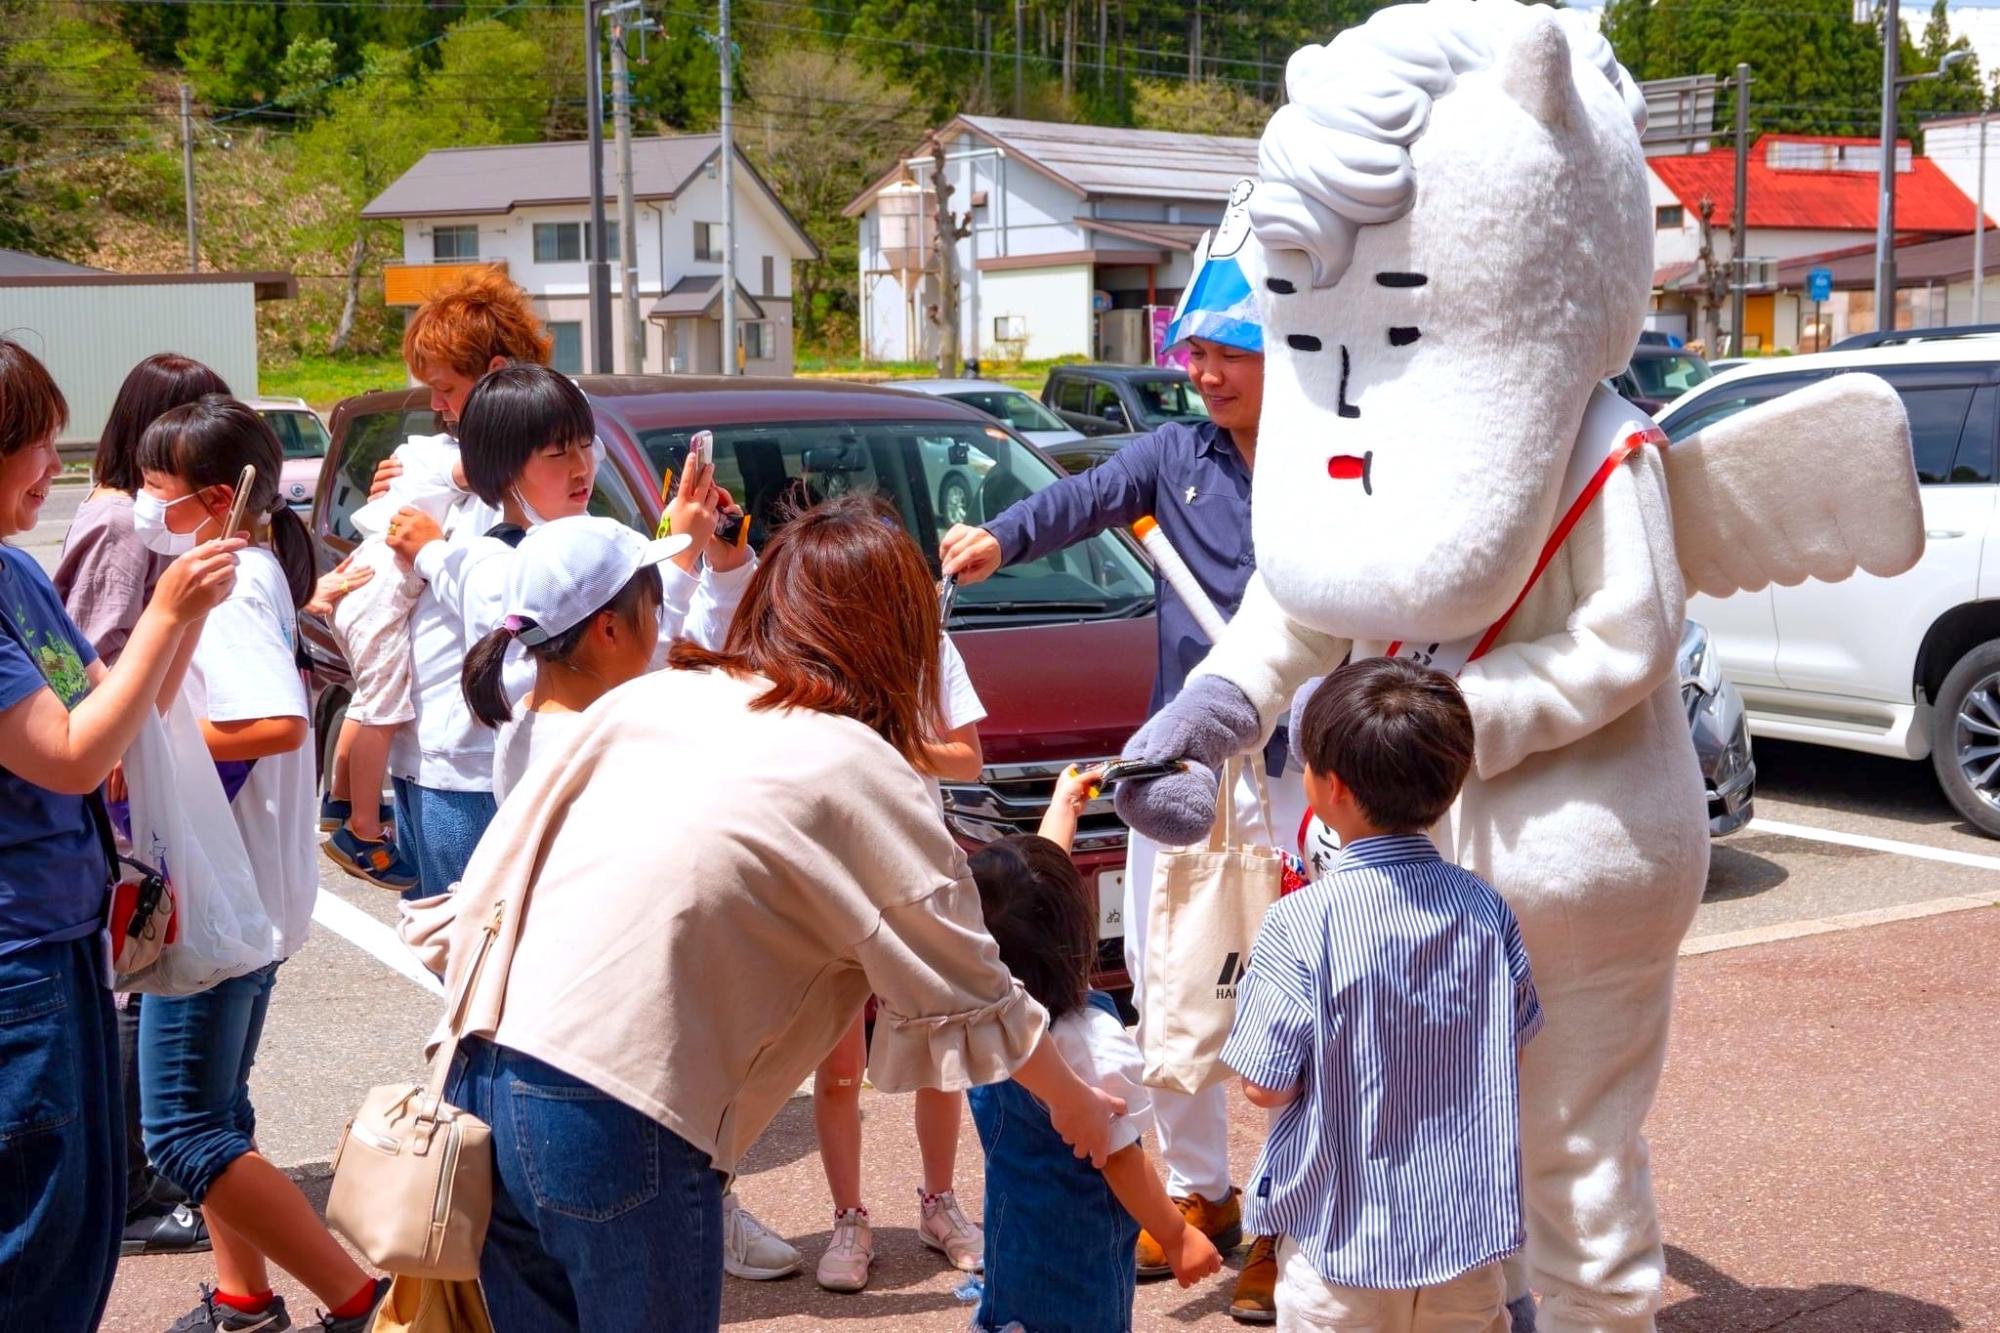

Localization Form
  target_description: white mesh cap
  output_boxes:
[502,516,692,646]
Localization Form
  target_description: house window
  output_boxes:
[695,222,723,263]
[762,255,776,294]
[533,222,617,263]
[994,314,1026,342]
[431,225,479,261]
[550,321,583,374]
[1655,204,1685,230]
[741,321,774,361]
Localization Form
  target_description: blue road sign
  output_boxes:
[1808,267,1834,303]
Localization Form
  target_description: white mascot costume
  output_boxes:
[1115,3,1925,1329]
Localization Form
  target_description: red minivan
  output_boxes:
[305,375,1157,987]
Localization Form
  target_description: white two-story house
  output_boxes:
[364,134,819,376]
[845,115,1259,365]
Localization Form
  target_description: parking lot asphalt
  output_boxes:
[22,494,1998,1331]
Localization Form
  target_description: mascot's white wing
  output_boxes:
[1666,372,1924,598]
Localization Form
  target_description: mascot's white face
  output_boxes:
[1248,0,1654,642]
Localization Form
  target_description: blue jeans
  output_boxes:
[446,1039,723,1331]
[969,992,1139,1333]
[0,936,123,1328]
[393,778,498,903]
[139,962,278,1205]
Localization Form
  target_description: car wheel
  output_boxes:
[1930,640,2000,837]
[938,474,973,527]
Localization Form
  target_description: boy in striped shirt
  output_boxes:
[1220,658,1544,1333]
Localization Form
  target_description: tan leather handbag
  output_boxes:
[327,901,504,1281]
[369,1275,494,1333]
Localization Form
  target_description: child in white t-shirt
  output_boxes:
[321,435,467,890]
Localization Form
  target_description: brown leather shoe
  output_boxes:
[1228,1234,1279,1323]
[1135,1190,1244,1278]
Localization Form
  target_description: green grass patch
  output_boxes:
[793,352,1085,396]
[260,354,410,415]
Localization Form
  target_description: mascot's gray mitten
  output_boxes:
[1114,675,1264,846]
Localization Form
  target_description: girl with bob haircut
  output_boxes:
[409,496,1122,1329]
[0,339,241,1328]
[135,395,391,1332]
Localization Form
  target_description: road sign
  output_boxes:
[1808,267,1834,303]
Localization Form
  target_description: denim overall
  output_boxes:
[969,991,1140,1333]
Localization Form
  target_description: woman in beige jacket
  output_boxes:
[416,498,1123,1331]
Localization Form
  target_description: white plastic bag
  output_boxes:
[116,699,276,995]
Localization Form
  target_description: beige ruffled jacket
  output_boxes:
[402,666,1047,1173]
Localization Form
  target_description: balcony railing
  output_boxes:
[382,259,508,307]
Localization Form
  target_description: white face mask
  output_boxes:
[133,490,203,556]
[512,486,553,529]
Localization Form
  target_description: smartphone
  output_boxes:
[937,573,960,624]
[221,463,257,539]
[1098,758,1189,786]
[686,429,713,478]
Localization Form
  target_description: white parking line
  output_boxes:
[311,889,443,995]
[1680,817,2000,956]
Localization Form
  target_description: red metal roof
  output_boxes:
[1649,136,1979,234]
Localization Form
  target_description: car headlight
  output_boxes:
[1679,619,1722,696]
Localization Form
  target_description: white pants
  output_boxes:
[1277,1239,1508,1333]
[331,540,423,726]
[1123,757,1309,1201]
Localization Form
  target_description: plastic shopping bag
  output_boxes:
[116,699,276,995]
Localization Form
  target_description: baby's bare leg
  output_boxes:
[344,724,395,842]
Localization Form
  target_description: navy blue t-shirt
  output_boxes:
[0,545,106,956]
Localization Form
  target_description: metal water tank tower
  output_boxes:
[878,181,934,357]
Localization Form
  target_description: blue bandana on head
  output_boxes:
[1165,178,1264,355]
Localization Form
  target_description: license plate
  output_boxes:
[1097,870,1125,938]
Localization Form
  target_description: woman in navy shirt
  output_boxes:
[0,338,240,1329]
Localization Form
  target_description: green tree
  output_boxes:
[275,37,341,119]
[108,0,187,64]
[1130,77,1271,138]
[180,1,286,109]
[431,18,547,142]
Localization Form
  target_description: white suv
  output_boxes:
[1657,340,2000,835]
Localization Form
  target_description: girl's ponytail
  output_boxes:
[462,626,518,729]
[268,504,316,612]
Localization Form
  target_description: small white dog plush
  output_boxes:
[1117,4,1923,1329]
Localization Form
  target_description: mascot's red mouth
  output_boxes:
[1327,452,1373,495]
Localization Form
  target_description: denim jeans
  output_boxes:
[393,778,498,903]
[447,1039,723,1331]
[0,936,123,1328]
[139,962,278,1205]
[969,992,1140,1333]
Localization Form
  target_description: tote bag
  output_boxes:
[1139,758,1286,1095]
[369,1275,493,1333]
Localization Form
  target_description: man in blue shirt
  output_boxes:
[1225,659,1542,1332]
[940,185,1308,1323]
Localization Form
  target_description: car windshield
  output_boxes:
[1624,354,1712,401]
[638,420,1154,624]
[262,410,331,460]
[943,389,1070,435]
[1131,376,1210,427]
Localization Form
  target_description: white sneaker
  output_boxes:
[816,1207,874,1293]
[722,1192,802,1280]
[918,1188,985,1273]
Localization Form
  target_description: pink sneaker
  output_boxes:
[816,1207,874,1293]
[918,1188,984,1273]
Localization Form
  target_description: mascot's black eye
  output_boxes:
[1265,278,1296,294]
[1376,272,1428,288]
[1389,327,1421,347]
[1286,334,1322,352]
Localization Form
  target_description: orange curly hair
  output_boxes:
[402,268,554,377]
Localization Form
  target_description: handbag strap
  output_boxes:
[1207,756,1277,854]
[0,603,123,884]
[418,897,507,1113]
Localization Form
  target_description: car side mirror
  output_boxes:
[948,442,971,465]
[1101,404,1124,424]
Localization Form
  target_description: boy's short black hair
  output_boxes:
[968,834,1093,1021]
[457,362,595,505]
[1297,658,1475,833]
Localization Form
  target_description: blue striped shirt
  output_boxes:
[1220,834,1543,1289]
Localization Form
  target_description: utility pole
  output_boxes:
[1730,63,1750,355]
[1014,0,1024,116]
[585,0,613,373]
[930,139,971,377]
[1875,0,1902,331]
[610,4,645,374]
[1977,108,1990,324]
[719,0,738,375]
[179,83,198,272]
